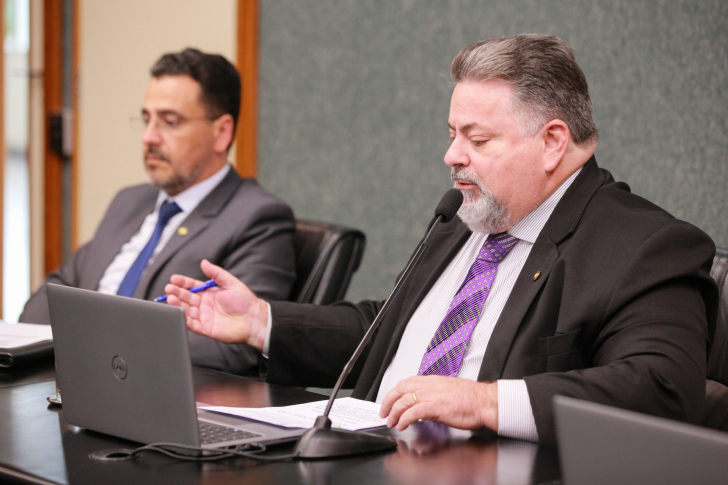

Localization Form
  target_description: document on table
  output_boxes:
[0,321,53,349]
[201,397,388,431]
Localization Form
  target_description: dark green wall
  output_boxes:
[257,0,728,302]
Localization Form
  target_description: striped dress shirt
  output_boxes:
[376,168,581,442]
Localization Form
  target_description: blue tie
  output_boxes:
[116,200,182,297]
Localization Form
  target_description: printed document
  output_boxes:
[0,322,53,349]
[202,397,387,431]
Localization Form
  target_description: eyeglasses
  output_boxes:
[130,113,218,135]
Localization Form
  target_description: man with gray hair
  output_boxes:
[165,35,717,445]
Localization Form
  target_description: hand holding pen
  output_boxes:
[155,279,218,302]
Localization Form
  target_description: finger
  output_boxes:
[165,283,186,299]
[386,391,420,428]
[166,293,181,307]
[395,402,437,431]
[166,295,201,321]
[167,294,192,313]
[185,314,203,334]
[200,259,239,288]
[169,274,205,289]
[167,295,206,334]
[173,286,200,305]
[380,376,429,417]
[165,280,205,301]
[380,386,407,418]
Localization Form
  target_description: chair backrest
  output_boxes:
[708,248,728,385]
[289,220,366,305]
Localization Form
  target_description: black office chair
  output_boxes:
[289,219,366,305]
[704,247,728,431]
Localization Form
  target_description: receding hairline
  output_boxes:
[448,79,547,138]
[449,35,599,146]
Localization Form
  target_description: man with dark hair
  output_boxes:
[21,48,296,375]
[151,48,242,141]
[166,35,717,445]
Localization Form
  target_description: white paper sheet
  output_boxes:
[0,321,53,349]
[202,397,388,431]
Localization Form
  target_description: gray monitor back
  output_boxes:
[48,284,200,447]
[554,395,728,485]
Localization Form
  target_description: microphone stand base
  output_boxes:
[293,426,397,459]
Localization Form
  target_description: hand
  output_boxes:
[379,376,498,432]
[164,259,269,351]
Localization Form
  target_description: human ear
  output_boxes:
[212,114,235,153]
[541,119,570,173]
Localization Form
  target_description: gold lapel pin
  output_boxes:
[178,226,188,236]
[533,271,541,281]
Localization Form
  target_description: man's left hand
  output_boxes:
[379,376,498,432]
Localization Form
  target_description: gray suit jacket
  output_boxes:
[21,167,296,375]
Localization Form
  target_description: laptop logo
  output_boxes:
[112,356,128,380]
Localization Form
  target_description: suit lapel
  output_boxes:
[84,191,158,289]
[477,234,560,380]
[477,156,607,381]
[362,219,471,400]
[391,221,472,346]
[134,169,243,298]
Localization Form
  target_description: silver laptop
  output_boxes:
[554,395,728,485]
[47,284,305,450]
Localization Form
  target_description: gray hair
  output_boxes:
[451,34,598,145]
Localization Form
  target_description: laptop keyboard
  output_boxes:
[198,421,262,445]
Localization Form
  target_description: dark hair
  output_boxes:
[151,48,241,138]
[451,34,598,145]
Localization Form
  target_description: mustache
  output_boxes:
[450,167,483,186]
[145,146,169,162]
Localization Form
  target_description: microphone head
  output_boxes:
[434,189,464,223]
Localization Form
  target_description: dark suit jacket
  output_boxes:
[266,157,718,445]
[21,167,297,375]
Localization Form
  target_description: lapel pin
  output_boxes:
[178,226,188,236]
[533,271,541,281]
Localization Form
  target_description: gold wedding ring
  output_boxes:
[412,392,419,405]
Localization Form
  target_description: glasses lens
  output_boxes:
[129,116,147,132]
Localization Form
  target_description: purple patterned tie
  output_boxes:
[418,232,519,377]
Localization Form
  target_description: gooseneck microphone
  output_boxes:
[293,189,464,459]
[434,188,464,223]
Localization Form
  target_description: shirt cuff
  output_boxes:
[497,379,539,442]
[262,302,272,358]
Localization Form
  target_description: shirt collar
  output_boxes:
[155,164,231,214]
[507,167,582,244]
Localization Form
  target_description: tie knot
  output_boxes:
[478,233,519,263]
[158,200,182,225]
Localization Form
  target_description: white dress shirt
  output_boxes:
[97,164,230,295]
[375,168,580,442]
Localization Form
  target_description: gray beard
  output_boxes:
[451,168,511,234]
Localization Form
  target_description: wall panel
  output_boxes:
[77,0,236,243]
[257,0,728,301]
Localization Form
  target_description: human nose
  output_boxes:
[444,136,469,168]
[141,118,162,145]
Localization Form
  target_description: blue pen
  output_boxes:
[155,279,219,302]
